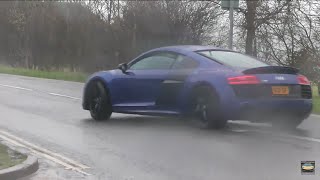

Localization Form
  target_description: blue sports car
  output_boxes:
[82,45,312,129]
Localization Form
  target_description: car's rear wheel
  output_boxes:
[89,81,112,121]
[192,86,227,129]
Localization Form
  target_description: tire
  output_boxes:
[89,81,112,121]
[192,86,227,129]
[271,115,304,130]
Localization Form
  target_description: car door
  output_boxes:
[156,54,199,109]
[111,51,177,108]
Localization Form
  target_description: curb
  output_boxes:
[0,155,39,180]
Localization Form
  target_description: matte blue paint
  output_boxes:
[83,45,312,121]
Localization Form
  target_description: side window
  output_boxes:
[172,55,199,69]
[129,53,176,70]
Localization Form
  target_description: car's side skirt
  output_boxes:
[112,109,181,116]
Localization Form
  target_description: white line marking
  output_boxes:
[0,134,81,172]
[0,83,33,91]
[231,129,249,133]
[311,114,320,118]
[229,121,320,143]
[0,130,91,176]
[249,129,320,144]
[229,121,271,127]
[0,130,89,169]
[0,83,81,100]
[288,134,320,143]
[48,93,81,100]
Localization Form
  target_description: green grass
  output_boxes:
[312,86,320,115]
[0,65,88,82]
[0,144,26,170]
[312,85,319,97]
[313,96,320,115]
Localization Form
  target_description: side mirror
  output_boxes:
[118,63,128,73]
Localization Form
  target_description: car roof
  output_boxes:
[153,45,226,52]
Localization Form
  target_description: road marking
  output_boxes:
[48,93,81,100]
[287,134,320,143]
[0,83,33,91]
[230,127,320,144]
[310,114,320,118]
[0,83,81,100]
[229,120,271,127]
[231,129,249,133]
[229,121,320,144]
[0,130,91,176]
[250,129,320,143]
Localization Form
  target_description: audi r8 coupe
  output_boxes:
[82,45,312,129]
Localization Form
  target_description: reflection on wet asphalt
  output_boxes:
[0,74,320,180]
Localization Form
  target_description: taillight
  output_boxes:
[297,75,310,85]
[228,75,260,85]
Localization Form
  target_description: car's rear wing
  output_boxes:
[242,66,299,75]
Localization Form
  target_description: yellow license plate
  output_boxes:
[272,86,289,95]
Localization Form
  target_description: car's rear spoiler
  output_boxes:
[242,66,299,75]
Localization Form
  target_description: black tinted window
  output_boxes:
[197,50,268,68]
[172,55,198,69]
[129,53,176,70]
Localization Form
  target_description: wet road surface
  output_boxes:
[0,74,320,180]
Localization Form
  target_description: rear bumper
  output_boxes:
[223,98,312,121]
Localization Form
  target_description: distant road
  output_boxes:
[0,73,320,180]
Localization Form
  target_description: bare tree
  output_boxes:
[236,0,291,56]
[0,1,223,72]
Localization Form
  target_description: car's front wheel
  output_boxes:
[192,86,227,129]
[89,81,112,121]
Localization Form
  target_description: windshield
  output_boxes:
[198,50,268,68]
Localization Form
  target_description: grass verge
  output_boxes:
[0,65,88,82]
[313,96,320,115]
[0,143,27,170]
[312,86,320,115]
